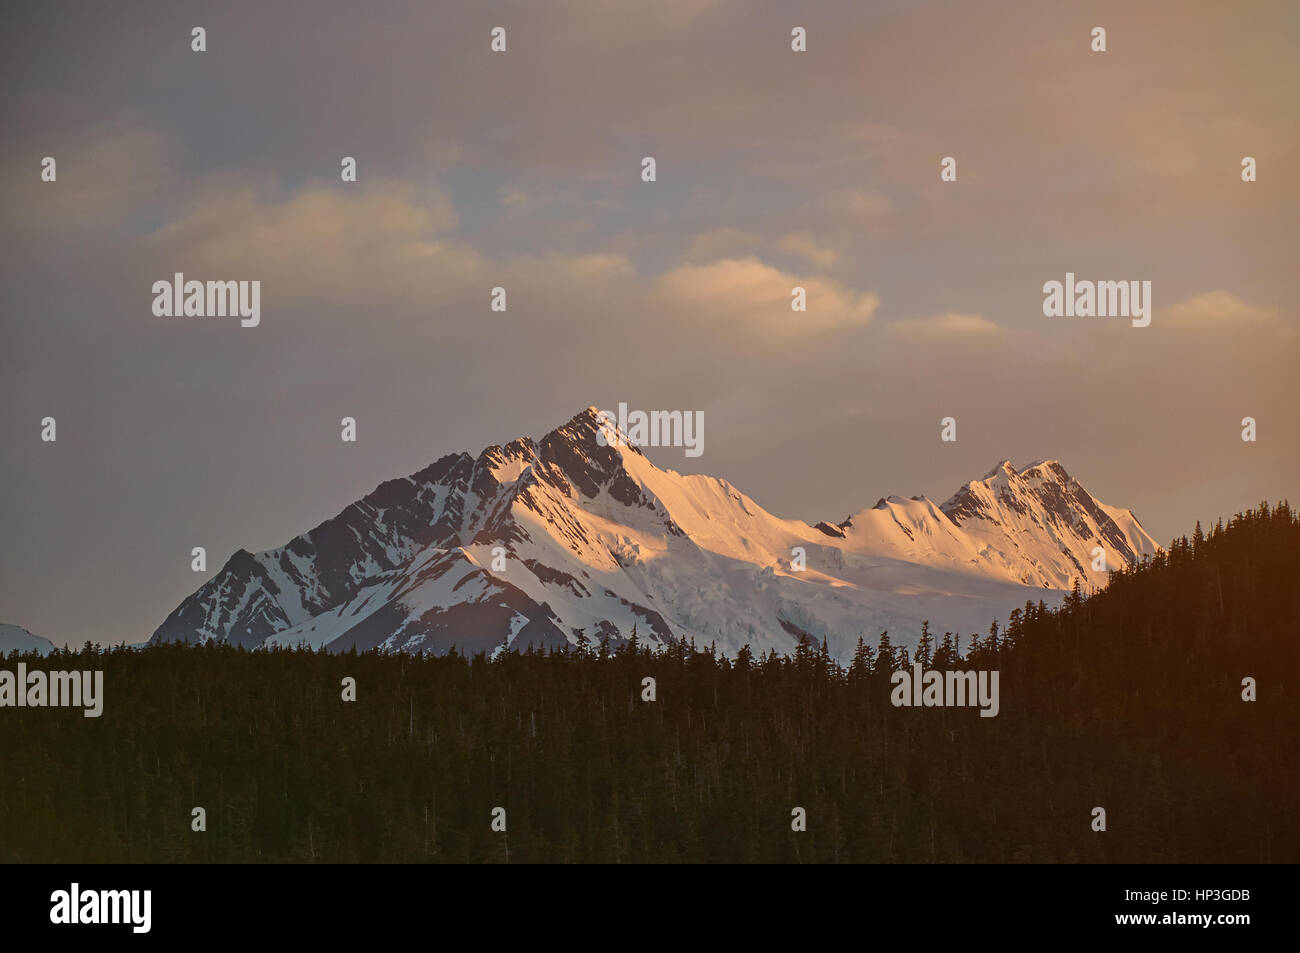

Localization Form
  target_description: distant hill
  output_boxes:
[0,623,55,656]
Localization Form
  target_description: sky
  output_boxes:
[1,0,1297,648]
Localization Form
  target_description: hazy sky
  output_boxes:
[2,0,1296,648]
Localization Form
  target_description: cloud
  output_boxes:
[778,231,840,269]
[812,189,892,226]
[683,227,760,262]
[139,181,477,311]
[685,229,840,270]
[886,311,1004,340]
[1162,291,1282,327]
[0,113,178,230]
[654,257,878,339]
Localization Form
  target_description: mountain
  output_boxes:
[150,408,1160,662]
[825,458,1160,590]
[0,624,56,656]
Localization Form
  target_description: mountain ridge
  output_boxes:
[149,408,1161,661]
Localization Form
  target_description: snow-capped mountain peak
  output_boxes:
[940,459,1160,588]
[150,411,1160,661]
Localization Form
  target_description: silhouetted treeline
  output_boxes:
[2,503,1295,863]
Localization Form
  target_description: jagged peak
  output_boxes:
[475,436,539,472]
[396,409,651,499]
[980,459,1018,481]
[558,406,611,433]
[532,407,651,505]
[542,406,639,454]
[1020,459,1071,482]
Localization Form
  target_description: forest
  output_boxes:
[1,503,1296,863]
